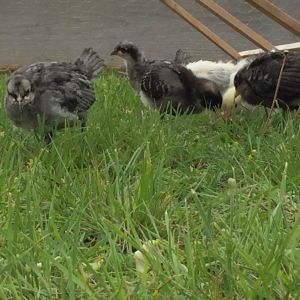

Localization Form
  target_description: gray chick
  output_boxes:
[5,48,104,143]
[111,41,222,115]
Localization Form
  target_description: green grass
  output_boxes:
[1,72,300,299]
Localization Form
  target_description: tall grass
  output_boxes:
[0,72,300,299]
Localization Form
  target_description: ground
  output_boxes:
[0,72,300,299]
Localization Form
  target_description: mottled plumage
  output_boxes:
[234,51,300,110]
[5,48,104,143]
[111,41,222,115]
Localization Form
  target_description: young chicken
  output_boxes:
[6,48,104,143]
[111,41,222,116]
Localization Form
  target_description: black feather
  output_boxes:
[235,51,300,109]
[177,65,223,110]
[140,61,222,114]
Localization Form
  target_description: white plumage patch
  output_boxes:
[186,60,236,78]
[186,60,236,92]
[186,58,251,110]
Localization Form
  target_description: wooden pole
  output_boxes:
[160,0,241,60]
[239,42,300,57]
[195,0,275,51]
[247,0,300,38]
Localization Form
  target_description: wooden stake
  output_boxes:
[262,51,288,132]
[247,0,300,38]
[195,0,275,51]
[160,0,241,60]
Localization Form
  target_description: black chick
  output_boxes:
[234,51,300,110]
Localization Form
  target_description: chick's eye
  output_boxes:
[8,92,17,99]
[24,90,30,97]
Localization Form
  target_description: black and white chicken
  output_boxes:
[111,41,223,116]
[234,51,300,112]
[185,57,252,113]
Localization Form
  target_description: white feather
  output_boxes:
[186,60,236,93]
[186,58,251,109]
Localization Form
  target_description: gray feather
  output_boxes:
[5,48,103,139]
[74,48,105,80]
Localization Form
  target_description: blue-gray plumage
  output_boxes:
[5,48,104,143]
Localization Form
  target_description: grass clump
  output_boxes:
[0,72,300,299]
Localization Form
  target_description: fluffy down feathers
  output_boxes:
[186,60,236,94]
[111,41,223,115]
[12,62,97,113]
[5,48,104,141]
[186,58,251,110]
[140,62,222,114]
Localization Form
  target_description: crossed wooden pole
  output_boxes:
[161,0,300,60]
[2,0,300,73]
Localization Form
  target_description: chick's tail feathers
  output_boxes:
[174,49,192,65]
[75,48,105,79]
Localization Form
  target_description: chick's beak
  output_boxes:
[16,95,22,102]
[234,89,240,100]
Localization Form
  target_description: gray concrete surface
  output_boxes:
[0,0,299,67]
